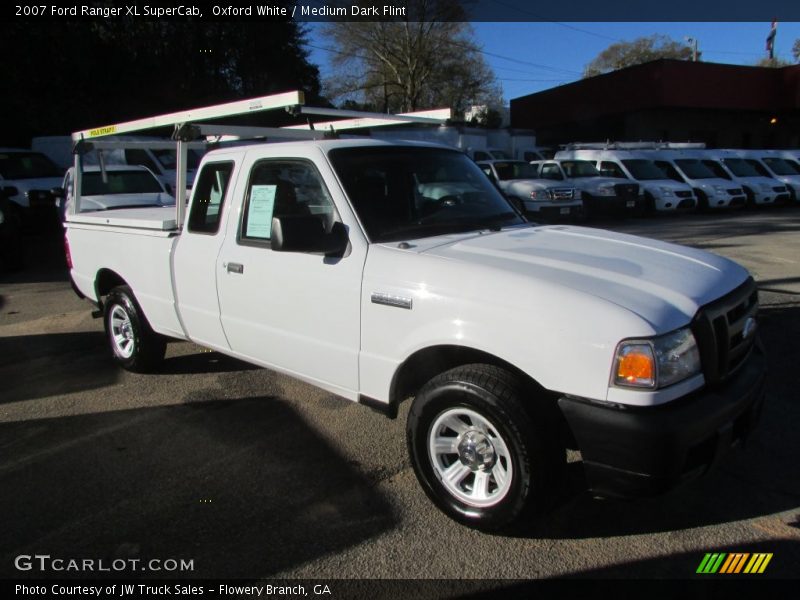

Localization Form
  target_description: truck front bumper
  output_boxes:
[557,345,767,498]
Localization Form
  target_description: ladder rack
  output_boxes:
[69,91,451,228]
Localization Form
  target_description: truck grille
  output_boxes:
[551,188,574,200]
[691,278,758,388]
[675,190,693,198]
[613,183,639,198]
[773,186,786,193]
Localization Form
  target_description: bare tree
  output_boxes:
[793,39,800,62]
[321,0,501,118]
[754,56,793,68]
[583,34,697,78]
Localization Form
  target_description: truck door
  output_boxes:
[172,159,237,349]
[215,155,365,395]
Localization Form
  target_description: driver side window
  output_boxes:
[239,159,337,245]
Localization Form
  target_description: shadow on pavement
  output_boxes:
[0,331,119,405]
[157,350,260,376]
[0,397,396,579]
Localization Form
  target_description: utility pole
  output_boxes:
[684,37,699,62]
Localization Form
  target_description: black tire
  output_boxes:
[103,285,166,372]
[695,189,709,212]
[743,187,756,210]
[406,364,565,531]
[643,192,657,216]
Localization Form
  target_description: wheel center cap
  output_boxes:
[457,430,496,471]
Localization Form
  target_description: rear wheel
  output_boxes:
[104,285,166,372]
[407,364,565,531]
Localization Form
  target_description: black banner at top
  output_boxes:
[5,0,800,22]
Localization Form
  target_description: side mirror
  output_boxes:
[50,187,66,199]
[271,216,348,257]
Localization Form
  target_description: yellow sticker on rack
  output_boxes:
[88,125,117,137]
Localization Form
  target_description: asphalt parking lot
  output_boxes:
[1,209,799,587]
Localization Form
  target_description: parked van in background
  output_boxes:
[700,150,790,207]
[645,150,745,210]
[31,135,203,194]
[554,148,696,213]
[733,150,800,202]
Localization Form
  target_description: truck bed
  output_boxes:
[67,206,178,231]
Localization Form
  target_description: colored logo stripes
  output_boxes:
[696,552,773,574]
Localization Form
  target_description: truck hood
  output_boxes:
[416,225,749,331]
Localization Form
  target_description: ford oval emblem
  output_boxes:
[743,317,757,339]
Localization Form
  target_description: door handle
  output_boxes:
[225,262,244,274]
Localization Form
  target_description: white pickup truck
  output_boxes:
[67,137,767,531]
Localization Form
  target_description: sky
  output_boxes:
[305,21,800,103]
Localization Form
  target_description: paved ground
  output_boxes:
[1,208,798,587]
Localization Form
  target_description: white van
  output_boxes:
[554,148,695,213]
[731,150,800,202]
[31,135,203,194]
[700,150,790,207]
[645,150,745,210]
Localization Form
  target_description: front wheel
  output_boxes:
[104,285,166,372]
[407,364,565,531]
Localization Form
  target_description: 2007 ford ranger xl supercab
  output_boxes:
[66,138,767,531]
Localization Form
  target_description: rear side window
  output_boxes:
[239,159,336,244]
[187,162,234,234]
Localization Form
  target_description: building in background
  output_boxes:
[511,59,800,149]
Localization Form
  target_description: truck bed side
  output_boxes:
[67,208,186,340]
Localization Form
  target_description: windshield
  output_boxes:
[0,152,61,179]
[492,161,540,180]
[151,149,202,171]
[82,170,164,195]
[762,157,798,176]
[329,147,524,243]
[621,159,666,180]
[784,158,800,174]
[721,158,760,177]
[674,159,717,179]
[560,160,599,178]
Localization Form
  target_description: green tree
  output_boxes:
[0,3,322,145]
[321,0,501,118]
[583,34,697,78]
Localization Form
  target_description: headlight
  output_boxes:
[530,189,551,201]
[658,187,674,196]
[613,327,701,389]
[713,185,727,194]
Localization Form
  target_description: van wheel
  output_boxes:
[104,285,166,372]
[407,364,565,531]
[743,187,756,209]
[695,189,709,212]
[644,192,657,216]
